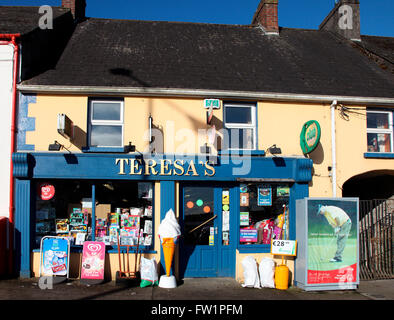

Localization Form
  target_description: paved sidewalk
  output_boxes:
[0,277,392,300]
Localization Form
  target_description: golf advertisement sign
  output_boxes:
[307,199,358,286]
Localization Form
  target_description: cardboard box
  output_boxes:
[95,204,111,219]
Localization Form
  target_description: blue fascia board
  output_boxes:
[13,152,313,183]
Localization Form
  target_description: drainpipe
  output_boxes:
[0,33,20,275]
[330,100,338,198]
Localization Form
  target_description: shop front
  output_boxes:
[12,152,312,280]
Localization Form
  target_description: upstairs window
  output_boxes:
[224,102,257,150]
[367,110,393,153]
[88,99,124,148]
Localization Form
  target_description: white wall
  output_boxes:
[0,44,14,219]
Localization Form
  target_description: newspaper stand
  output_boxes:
[115,229,142,284]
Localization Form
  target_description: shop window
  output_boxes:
[239,183,290,245]
[367,110,393,153]
[224,102,257,150]
[34,180,154,250]
[88,99,124,148]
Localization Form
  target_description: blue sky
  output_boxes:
[1,0,393,36]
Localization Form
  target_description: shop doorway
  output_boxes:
[179,184,236,278]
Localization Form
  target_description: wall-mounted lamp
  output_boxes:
[267,144,282,155]
[48,140,62,151]
[124,141,136,153]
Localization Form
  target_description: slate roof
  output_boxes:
[0,6,71,35]
[20,17,394,98]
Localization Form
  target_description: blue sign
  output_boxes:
[41,237,69,276]
[258,185,272,206]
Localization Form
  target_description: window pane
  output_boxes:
[239,183,290,246]
[92,102,121,121]
[225,106,252,124]
[184,187,214,245]
[91,125,122,147]
[229,128,254,149]
[367,112,390,129]
[367,133,392,152]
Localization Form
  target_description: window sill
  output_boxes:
[33,246,157,254]
[82,146,126,153]
[364,152,394,159]
[219,150,266,157]
[237,244,271,253]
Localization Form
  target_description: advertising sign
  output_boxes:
[307,199,358,286]
[271,240,297,256]
[300,120,321,154]
[40,237,69,277]
[258,185,272,206]
[81,241,105,280]
[240,229,258,243]
[39,183,55,200]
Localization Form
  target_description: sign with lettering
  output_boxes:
[300,120,321,154]
[81,241,105,280]
[40,236,69,277]
[39,183,55,200]
[115,158,216,177]
[271,239,297,256]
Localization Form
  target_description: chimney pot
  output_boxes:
[252,0,279,35]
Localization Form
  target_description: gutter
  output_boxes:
[17,85,394,105]
[0,33,21,276]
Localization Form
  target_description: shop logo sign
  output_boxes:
[39,183,55,200]
[300,120,321,154]
[115,158,216,177]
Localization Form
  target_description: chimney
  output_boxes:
[62,0,86,21]
[251,0,279,35]
[319,0,361,41]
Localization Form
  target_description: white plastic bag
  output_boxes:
[140,257,158,287]
[259,257,275,288]
[241,256,261,289]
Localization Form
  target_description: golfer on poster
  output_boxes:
[317,205,352,262]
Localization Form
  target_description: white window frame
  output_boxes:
[88,99,124,148]
[224,102,257,151]
[366,110,393,153]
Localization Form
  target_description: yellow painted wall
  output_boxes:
[27,95,223,154]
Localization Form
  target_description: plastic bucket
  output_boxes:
[275,265,289,290]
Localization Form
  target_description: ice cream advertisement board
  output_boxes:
[81,241,105,280]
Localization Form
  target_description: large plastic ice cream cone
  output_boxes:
[162,237,175,277]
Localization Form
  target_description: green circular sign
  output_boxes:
[300,120,321,154]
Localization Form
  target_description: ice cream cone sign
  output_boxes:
[158,209,181,277]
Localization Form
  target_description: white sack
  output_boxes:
[158,209,181,239]
[259,257,275,288]
[241,256,261,289]
[140,257,158,283]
